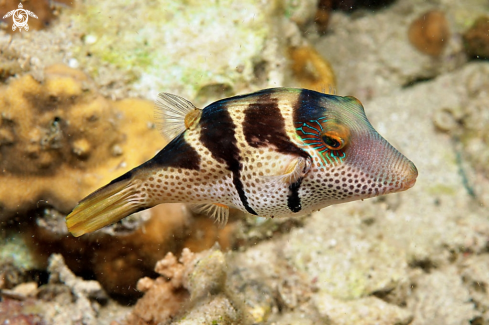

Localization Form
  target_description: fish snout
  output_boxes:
[346,132,418,197]
[399,160,418,191]
[380,148,418,195]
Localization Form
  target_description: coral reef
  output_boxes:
[124,246,244,325]
[463,16,489,60]
[0,64,167,219]
[407,267,476,325]
[1,0,489,324]
[314,0,398,34]
[29,203,236,297]
[0,254,130,325]
[314,0,468,99]
[288,45,337,92]
[408,10,450,57]
[71,0,282,101]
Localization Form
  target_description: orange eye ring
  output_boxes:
[321,132,345,150]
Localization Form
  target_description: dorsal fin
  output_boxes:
[155,93,197,140]
[190,203,230,228]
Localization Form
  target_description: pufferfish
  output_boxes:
[66,88,418,237]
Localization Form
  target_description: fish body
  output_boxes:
[66,88,417,237]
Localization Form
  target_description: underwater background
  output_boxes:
[1,0,489,324]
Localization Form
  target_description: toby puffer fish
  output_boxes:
[66,88,418,237]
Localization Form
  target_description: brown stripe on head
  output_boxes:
[243,91,309,159]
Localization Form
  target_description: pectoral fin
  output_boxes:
[262,156,312,186]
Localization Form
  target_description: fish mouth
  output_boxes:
[400,162,418,191]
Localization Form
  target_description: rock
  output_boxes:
[407,267,477,325]
[408,10,450,56]
[71,0,283,101]
[12,282,38,298]
[314,294,413,325]
[463,16,489,60]
[314,1,468,99]
[461,255,489,315]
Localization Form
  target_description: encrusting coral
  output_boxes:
[408,10,450,57]
[0,253,119,325]
[123,246,245,325]
[0,64,167,219]
[463,16,489,60]
[288,45,336,92]
[28,203,238,297]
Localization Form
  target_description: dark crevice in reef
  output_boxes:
[409,258,437,273]
[402,76,436,88]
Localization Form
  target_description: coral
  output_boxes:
[0,231,39,271]
[71,0,280,101]
[408,10,450,57]
[284,0,318,28]
[125,246,243,325]
[0,298,45,325]
[314,0,469,99]
[0,260,27,289]
[288,45,336,92]
[29,203,238,297]
[314,0,333,34]
[463,16,489,60]
[0,64,167,219]
[47,254,107,325]
[0,253,129,325]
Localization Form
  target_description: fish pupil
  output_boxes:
[322,135,341,148]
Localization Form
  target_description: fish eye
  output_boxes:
[321,132,346,150]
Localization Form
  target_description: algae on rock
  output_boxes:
[72,0,280,103]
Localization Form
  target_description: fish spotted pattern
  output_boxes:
[66,88,418,237]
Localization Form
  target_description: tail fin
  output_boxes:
[66,174,144,237]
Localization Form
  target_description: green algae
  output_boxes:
[426,184,457,196]
[72,0,273,99]
[0,232,37,270]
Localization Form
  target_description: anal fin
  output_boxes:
[190,203,230,228]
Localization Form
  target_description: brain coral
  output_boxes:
[0,64,167,220]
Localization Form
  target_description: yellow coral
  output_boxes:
[0,64,167,217]
[289,45,337,93]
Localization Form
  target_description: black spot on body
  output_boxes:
[288,178,303,213]
[199,102,257,215]
[144,133,201,170]
[243,92,309,159]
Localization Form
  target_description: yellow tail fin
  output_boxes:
[66,176,143,237]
